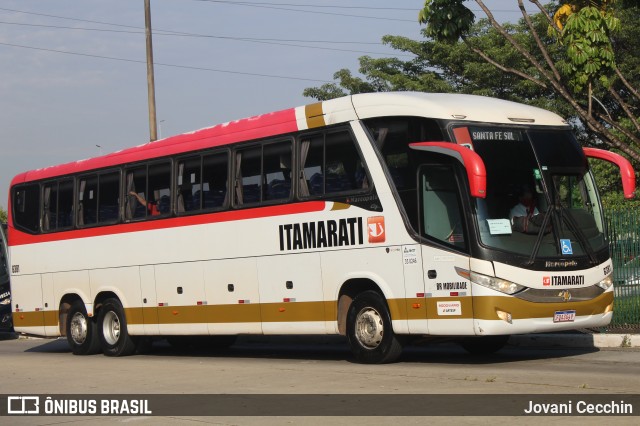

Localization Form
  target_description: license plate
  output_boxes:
[553,310,576,323]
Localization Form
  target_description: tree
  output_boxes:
[416,0,640,163]
[0,207,6,223]
[303,1,639,207]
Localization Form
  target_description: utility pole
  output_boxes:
[144,0,158,141]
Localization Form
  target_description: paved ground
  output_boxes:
[1,333,639,425]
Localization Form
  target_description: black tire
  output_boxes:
[346,290,403,364]
[97,298,137,357]
[66,300,101,355]
[460,335,509,355]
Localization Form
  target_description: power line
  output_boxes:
[192,0,418,10]
[0,7,397,45]
[191,0,534,14]
[0,41,333,83]
[187,0,418,23]
[0,20,414,57]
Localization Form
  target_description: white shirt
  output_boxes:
[510,203,539,224]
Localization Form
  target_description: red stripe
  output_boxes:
[9,201,325,246]
[12,108,298,184]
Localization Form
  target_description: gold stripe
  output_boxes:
[305,102,325,129]
[125,307,145,325]
[13,311,46,327]
[330,202,351,211]
[14,292,614,329]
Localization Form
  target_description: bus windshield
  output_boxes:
[363,117,608,263]
[460,126,607,259]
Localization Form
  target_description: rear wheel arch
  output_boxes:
[58,293,84,336]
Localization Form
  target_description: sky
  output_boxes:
[0,0,543,210]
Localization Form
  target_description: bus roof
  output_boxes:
[10,92,568,186]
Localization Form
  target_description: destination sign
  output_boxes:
[470,128,524,142]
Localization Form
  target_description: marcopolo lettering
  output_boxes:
[279,218,364,251]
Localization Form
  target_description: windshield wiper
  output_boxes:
[526,205,554,266]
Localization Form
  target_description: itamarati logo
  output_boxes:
[543,275,585,286]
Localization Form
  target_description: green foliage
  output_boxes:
[556,3,620,91]
[0,207,6,223]
[417,0,475,43]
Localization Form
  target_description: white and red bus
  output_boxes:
[8,92,635,363]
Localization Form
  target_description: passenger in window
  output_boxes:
[129,191,160,216]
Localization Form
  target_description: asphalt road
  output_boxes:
[1,335,639,425]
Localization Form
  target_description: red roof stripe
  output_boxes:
[13,107,298,184]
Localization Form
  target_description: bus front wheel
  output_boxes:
[346,290,403,364]
[66,300,101,355]
[97,298,137,357]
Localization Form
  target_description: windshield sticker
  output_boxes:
[486,219,512,235]
[560,239,574,255]
[469,128,523,142]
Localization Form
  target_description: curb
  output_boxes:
[508,333,640,349]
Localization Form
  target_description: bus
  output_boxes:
[8,92,635,363]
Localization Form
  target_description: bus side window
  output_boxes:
[263,141,292,202]
[148,162,171,217]
[177,156,202,213]
[299,130,369,198]
[234,145,262,206]
[299,135,324,197]
[78,176,98,227]
[57,179,74,229]
[13,184,41,234]
[325,130,367,194]
[97,172,120,224]
[202,151,229,209]
[125,167,148,220]
[42,183,58,232]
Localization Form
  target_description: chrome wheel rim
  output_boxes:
[70,312,88,345]
[355,307,384,349]
[102,311,121,346]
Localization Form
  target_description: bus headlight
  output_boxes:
[597,274,613,290]
[470,272,525,295]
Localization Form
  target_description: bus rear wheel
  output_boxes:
[346,290,403,364]
[66,300,101,355]
[97,298,137,357]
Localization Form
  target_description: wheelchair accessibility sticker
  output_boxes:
[560,239,573,255]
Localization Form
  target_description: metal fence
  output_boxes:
[606,209,640,329]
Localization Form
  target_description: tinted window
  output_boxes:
[97,172,120,224]
[299,130,368,197]
[177,151,229,213]
[42,179,75,231]
[202,152,229,209]
[234,141,291,206]
[13,184,40,233]
[125,162,171,220]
